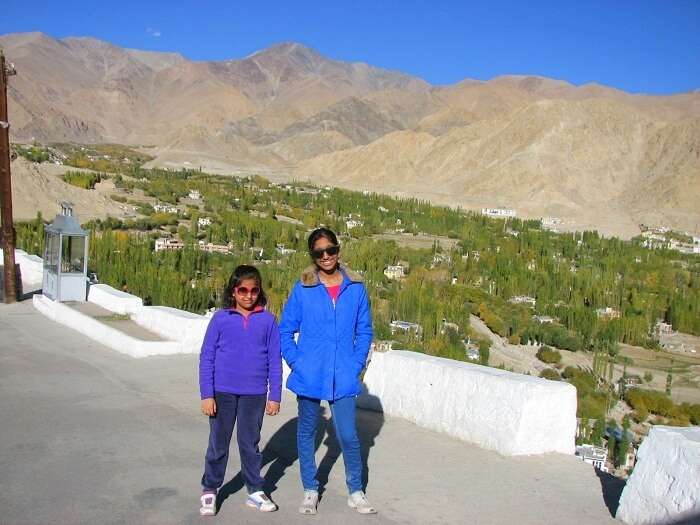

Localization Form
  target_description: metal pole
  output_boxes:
[0,50,18,303]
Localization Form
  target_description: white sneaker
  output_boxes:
[299,490,319,515]
[246,491,278,512]
[348,491,377,514]
[199,492,216,516]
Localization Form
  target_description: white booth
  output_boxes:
[42,202,88,302]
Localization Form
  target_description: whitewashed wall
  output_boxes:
[33,294,182,358]
[0,249,44,287]
[617,426,700,525]
[87,284,143,315]
[358,350,577,456]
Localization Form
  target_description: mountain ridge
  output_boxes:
[1,32,698,236]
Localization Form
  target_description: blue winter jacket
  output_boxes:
[279,264,373,401]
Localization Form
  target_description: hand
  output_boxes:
[201,398,216,417]
[266,401,280,416]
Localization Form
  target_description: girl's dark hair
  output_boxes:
[222,265,267,309]
[307,227,339,253]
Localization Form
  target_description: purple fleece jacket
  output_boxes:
[199,307,282,402]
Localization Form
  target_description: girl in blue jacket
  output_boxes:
[280,228,376,515]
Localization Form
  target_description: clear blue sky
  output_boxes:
[2,0,698,94]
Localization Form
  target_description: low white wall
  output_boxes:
[131,306,209,353]
[32,294,183,358]
[0,248,44,287]
[87,284,208,354]
[617,426,700,525]
[358,350,577,456]
[87,284,143,315]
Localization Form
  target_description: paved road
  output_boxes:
[0,301,621,525]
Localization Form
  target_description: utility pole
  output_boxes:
[0,50,18,303]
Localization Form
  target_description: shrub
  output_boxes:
[110,194,127,203]
[643,371,653,383]
[539,368,561,381]
[63,170,102,189]
[15,144,50,163]
[536,346,562,364]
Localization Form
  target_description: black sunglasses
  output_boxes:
[310,245,340,259]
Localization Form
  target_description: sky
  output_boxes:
[1,0,699,94]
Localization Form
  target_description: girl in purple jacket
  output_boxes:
[198,265,282,516]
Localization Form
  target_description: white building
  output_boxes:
[153,203,179,214]
[541,217,562,230]
[441,319,459,334]
[154,238,185,252]
[188,190,201,200]
[390,320,422,336]
[509,295,537,307]
[575,444,608,472]
[370,340,395,353]
[596,306,621,319]
[276,244,297,256]
[482,207,516,218]
[654,320,674,337]
[346,219,364,230]
[197,241,230,255]
[384,265,406,280]
[533,315,556,324]
[198,217,212,227]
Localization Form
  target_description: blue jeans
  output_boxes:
[297,395,362,494]
[201,392,267,493]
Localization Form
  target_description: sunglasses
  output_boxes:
[311,245,340,259]
[235,286,260,296]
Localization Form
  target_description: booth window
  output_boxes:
[61,236,86,274]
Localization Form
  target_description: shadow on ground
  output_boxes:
[216,395,385,513]
[595,469,626,517]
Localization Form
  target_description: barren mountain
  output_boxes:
[9,158,127,221]
[1,32,699,236]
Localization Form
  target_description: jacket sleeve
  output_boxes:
[267,317,283,403]
[353,284,373,369]
[279,281,302,367]
[199,314,220,399]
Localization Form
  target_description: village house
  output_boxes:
[654,319,674,337]
[197,241,230,255]
[432,252,450,266]
[533,315,556,324]
[370,340,395,353]
[440,319,459,335]
[390,320,422,336]
[276,244,297,255]
[575,444,608,472]
[154,238,185,252]
[481,207,516,218]
[384,265,406,280]
[153,203,179,214]
[509,295,537,307]
[197,217,212,227]
[188,189,201,200]
[596,306,621,319]
[541,216,563,231]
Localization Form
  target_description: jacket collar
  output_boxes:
[227,304,265,316]
[300,263,363,287]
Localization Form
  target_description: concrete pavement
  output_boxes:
[0,301,621,525]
